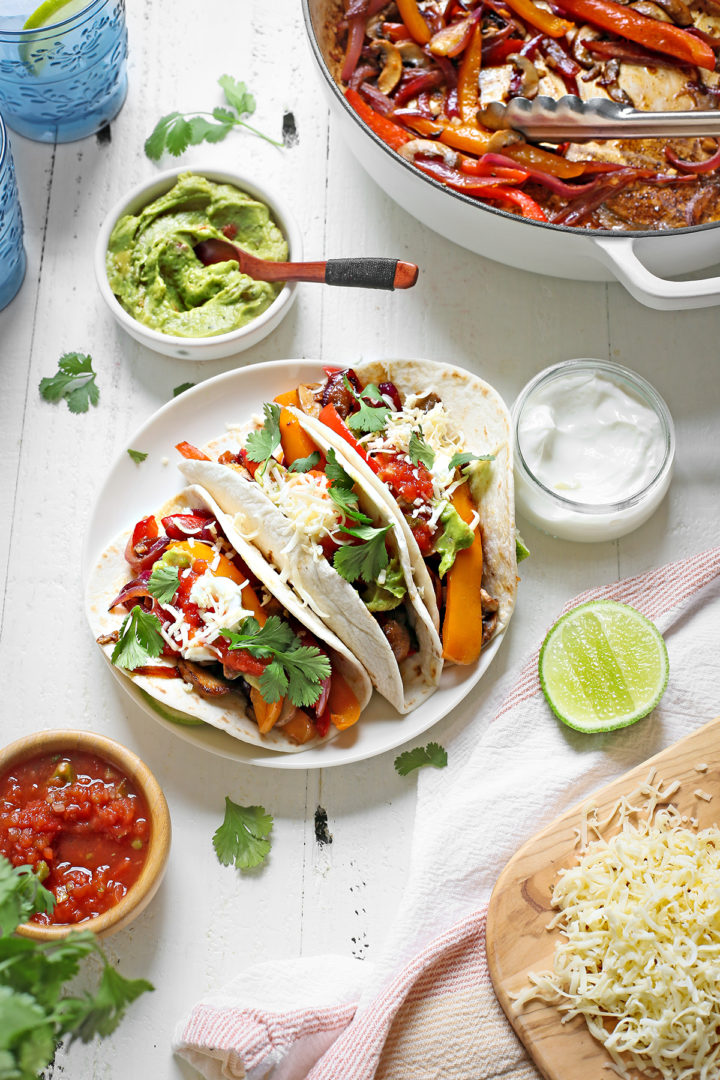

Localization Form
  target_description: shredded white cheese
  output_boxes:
[514,779,720,1080]
[158,566,253,662]
[256,462,342,555]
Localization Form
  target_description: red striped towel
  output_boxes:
[175,547,720,1080]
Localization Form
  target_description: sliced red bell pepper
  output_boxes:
[554,0,715,68]
[175,441,211,461]
[344,88,413,151]
[318,404,380,474]
[479,186,549,221]
[414,156,526,193]
[460,157,531,182]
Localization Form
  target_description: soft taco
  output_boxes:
[176,419,444,715]
[280,359,517,666]
[86,485,372,752]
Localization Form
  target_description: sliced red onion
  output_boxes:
[665,142,720,174]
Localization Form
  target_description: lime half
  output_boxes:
[539,600,668,734]
[23,0,87,30]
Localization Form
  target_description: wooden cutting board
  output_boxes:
[486,715,720,1080]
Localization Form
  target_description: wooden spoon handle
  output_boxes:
[324,258,419,290]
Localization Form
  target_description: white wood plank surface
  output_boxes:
[1,2,719,1077]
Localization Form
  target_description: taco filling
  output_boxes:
[283,368,501,664]
[99,506,362,743]
[176,416,420,668]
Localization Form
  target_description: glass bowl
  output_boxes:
[512,359,675,542]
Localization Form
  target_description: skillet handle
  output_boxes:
[592,236,720,310]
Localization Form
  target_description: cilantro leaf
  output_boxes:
[448,451,495,471]
[111,606,164,671]
[213,798,273,870]
[187,115,233,146]
[144,111,193,160]
[147,563,179,605]
[127,449,147,464]
[288,451,321,473]
[218,75,256,116]
[221,616,331,708]
[334,526,390,585]
[328,483,371,525]
[244,402,282,466]
[409,428,435,470]
[394,742,448,776]
[39,353,99,414]
[212,106,236,124]
[69,960,153,1043]
[172,382,195,398]
[0,860,54,938]
[325,448,354,488]
[345,381,391,434]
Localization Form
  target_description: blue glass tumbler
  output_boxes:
[0,0,128,143]
[0,113,26,311]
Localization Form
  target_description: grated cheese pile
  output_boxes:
[256,462,342,557]
[158,561,253,663]
[514,779,720,1080]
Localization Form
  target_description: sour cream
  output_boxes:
[513,360,674,542]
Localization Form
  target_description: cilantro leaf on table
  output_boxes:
[0,860,54,937]
[144,76,282,161]
[147,564,179,605]
[111,606,164,671]
[213,798,273,871]
[69,962,154,1043]
[39,353,99,414]
[221,616,331,707]
[345,380,391,435]
[448,451,495,471]
[394,742,448,776]
[127,449,148,464]
[288,451,321,473]
[244,403,282,467]
[172,382,196,398]
[334,525,390,585]
[409,428,435,470]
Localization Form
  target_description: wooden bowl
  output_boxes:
[0,729,171,940]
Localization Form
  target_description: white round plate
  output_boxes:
[83,358,510,769]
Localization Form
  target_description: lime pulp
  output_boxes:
[539,600,669,734]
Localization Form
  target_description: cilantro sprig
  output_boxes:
[408,428,434,469]
[147,564,179,605]
[244,402,282,470]
[145,75,282,160]
[449,450,495,471]
[221,616,331,708]
[127,449,148,464]
[323,449,391,584]
[344,379,391,435]
[213,798,273,871]
[394,742,448,776]
[0,857,152,1077]
[288,451,321,473]
[39,353,99,414]
[111,606,164,671]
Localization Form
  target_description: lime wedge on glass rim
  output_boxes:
[539,600,669,734]
[22,0,87,30]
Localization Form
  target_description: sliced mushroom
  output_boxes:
[297,382,322,417]
[371,39,403,92]
[651,0,693,23]
[486,128,525,152]
[398,138,459,165]
[396,40,432,67]
[629,0,673,19]
[96,630,120,646]
[597,58,634,104]
[177,659,230,697]
[570,24,600,67]
[507,54,540,99]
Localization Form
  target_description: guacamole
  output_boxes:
[106,173,288,338]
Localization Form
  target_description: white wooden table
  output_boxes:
[1,1,719,1076]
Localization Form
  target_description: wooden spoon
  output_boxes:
[194,237,419,291]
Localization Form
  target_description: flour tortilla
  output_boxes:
[291,358,517,638]
[86,485,372,753]
[180,444,443,715]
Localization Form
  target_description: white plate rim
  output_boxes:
[82,357,513,769]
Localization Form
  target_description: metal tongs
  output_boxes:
[480,94,720,143]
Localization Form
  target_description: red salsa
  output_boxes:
[0,750,150,926]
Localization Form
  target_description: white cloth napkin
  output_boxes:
[174,546,720,1080]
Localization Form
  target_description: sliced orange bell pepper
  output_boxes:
[439,123,493,156]
[441,485,484,665]
[282,710,316,744]
[250,688,283,734]
[328,670,362,731]
[505,143,587,179]
[396,0,432,44]
[175,441,211,461]
[457,23,483,124]
[273,388,322,466]
[503,0,574,38]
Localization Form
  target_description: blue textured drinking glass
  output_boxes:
[0,113,26,310]
[0,0,127,142]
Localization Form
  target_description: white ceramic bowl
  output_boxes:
[95,166,301,361]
